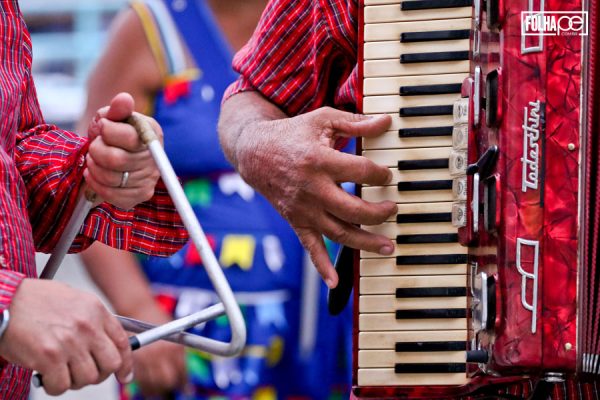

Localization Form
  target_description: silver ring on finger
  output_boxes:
[119,171,130,188]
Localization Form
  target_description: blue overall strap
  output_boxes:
[163,0,237,89]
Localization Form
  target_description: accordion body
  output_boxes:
[355,0,600,397]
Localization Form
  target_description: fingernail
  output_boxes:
[386,170,393,184]
[379,244,394,256]
[88,118,102,136]
[123,371,134,384]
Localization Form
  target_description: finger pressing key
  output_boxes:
[319,214,395,257]
[321,185,397,226]
[325,150,392,186]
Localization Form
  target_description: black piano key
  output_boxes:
[399,126,453,137]
[401,51,470,64]
[395,363,466,374]
[396,308,467,319]
[397,212,452,223]
[396,287,467,297]
[467,350,490,363]
[400,105,453,117]
[396,341,467,352]
[401,0,473,10]
[401,29,470,43]
[398,180,453,191]
[396,254,468,265]
[400,84,462,96]
[397,233,458,244]
[398,158,449,170]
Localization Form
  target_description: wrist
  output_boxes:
[234,119,280,185]
[233,120,260,181]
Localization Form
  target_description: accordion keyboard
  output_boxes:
[358,0,473,387]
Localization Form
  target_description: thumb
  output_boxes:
[102,92,135,122]
[88,93,135,140]
[330,113,392,138]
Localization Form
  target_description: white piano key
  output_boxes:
[364,39,470,61]
[360,294,467,312]
[359,330,468,349]
[363,73,467,96]
[363,221,456,238]
[364,4,472,23]
[383,200,454,221]
[363,147,452,167]
[360,259,468,276]
[360,242,467,259]
[364,168,451,187]
[358,369,469,386]
[360,275,466,295]
[364,18,471,42]
[396,201,453,214]
[362,185,454,203]
[364,59,470,78]
[360,113,454,130]
[363,131,453,149]
[359,313,467,330]
[359,349,466,368]
[363,93,461,114]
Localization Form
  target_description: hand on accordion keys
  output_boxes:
[221,95,398,288]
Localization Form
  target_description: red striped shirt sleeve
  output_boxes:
[16,75,187,257]
[224,0,357,116]
[0,271,25,311]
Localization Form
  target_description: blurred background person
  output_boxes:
[77,0,352,399]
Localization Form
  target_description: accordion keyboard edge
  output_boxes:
[355,0,598,397]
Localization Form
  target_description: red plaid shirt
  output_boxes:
[226,0,600,399]
[0,2,187,397]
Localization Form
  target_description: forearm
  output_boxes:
[81,243,168,322]
[218,91,287,169]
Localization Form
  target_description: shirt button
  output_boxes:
[79,155,85,167]
[0,255,6,268]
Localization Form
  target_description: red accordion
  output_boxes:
[355,0,600,397]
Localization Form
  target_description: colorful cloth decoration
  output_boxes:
[219,235,256,271]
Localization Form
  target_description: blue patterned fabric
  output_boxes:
[123,1,352,399]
